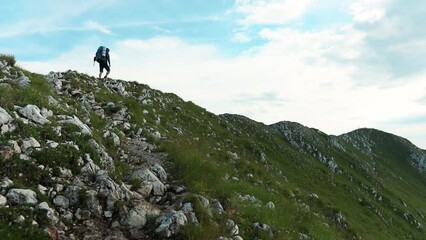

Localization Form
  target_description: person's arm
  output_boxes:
[107,54,111,66]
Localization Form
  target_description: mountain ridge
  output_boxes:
[0,55,425,239]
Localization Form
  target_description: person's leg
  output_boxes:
[99,63,104,79]
[103,65,110,79]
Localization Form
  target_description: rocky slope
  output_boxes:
[0,61,231,239]
[0,56,426,240]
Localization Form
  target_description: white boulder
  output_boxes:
[0,107,13,125]
[6,188,38,205]
[18,105,51,125]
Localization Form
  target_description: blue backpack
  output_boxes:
[95,46,107,63]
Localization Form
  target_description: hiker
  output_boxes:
[94,46,111,80]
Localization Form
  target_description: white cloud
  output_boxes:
[235,0,314,25]
[19,29,426,149]
[85,21,112,34]
[18,43,99,75]
[233,31,252,43]
[346,0,426,79]
[0,0,115,38]
[349,0,387,23]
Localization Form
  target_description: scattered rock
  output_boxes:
[0,177,13,195]
[265,201,275,209]
[57,115,92,135]
[130,168,166,197]
[75,208,91,220]
[21,137,41,153]
[81,153,101,175]
[15,215,25,223]
[18,104,51,125]
[89,140,115,171]
[37,202,59,224]
[211,199,224,214]
[6,188,38,206]
[0,107,13,125]
[64,185,83,207]
[38,184,48,195]
[181,202,199,224]
[252,222,273,238]
[0,195,7,206]
[16,75,31,88]
[111,132,121,146]
[150,163,167,182]
[53,195,70,209]
[333,212,347,228]
[120,205,148,228]
[86,190,102,216]
[226,219,239,236]
[155,210,187,238]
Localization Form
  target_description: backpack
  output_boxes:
[95,46,107,63]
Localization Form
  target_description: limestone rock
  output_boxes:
[155,210,187,238]
[111,132,120,147]
[37,202,59,224]
[0,177,13,195]
[53,195,70,209]
[81,154,101,175]
[211,199,224,214]
[252,222,273,238]
[0,195,7,206]
[6,188,38,206]
[15,215,25,223]
[120,206,148,228]
[18,105,51,125]
[38,184,48,195]
[130,168,166,197]
[57,115,92,135]
[96,171,125,211]
[181,202,198,224]
[16,75,31,88]
[150,163,167,182]
[86,190,102,216]
[75,208,91,220]
[8,140,21,153]
[64,185,83,206]
[89,140,115,171]
[197,195,210,208]
[0,107,13,125]
[265,201,275,209]
[46,72,63,92]
[21,137,41,153]
[226,219,239,236]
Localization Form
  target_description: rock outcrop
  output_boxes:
[0,67,232,240]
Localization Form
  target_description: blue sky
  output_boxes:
[1,0,426,149]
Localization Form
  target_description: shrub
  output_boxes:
[0,154,53,188]
[0,54,16,67]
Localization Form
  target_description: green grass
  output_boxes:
[0,221,48,240]
[0,206,49,240]
[0,54,16,67]
[0,154,52,189]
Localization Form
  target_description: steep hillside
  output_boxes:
[0,55,425,240]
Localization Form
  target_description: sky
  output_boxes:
[1,0,426,149]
